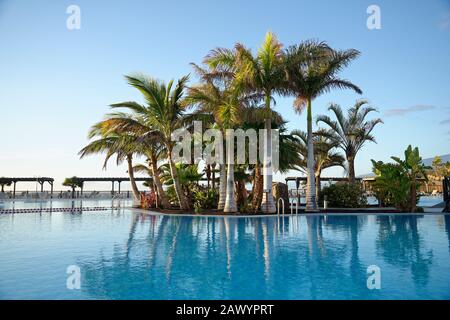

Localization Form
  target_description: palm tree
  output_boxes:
[187,62,255,213]
[79,122,141,204]
[221,94,243,213]
[109,75,191,210]
[284,42,362,211]
[239,106,301,212]
[316,100,383,183]
[234,165,251,209]
[0,179,12,193]
[62,176,83,198]
[204,32,285,213]
[185,63,235,210]
[292,129,346,202]
[132,144,172,209]
[83,114,172,208]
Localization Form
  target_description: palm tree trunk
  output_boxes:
[218,165,226,210]
[261,96,276,213]
[167,150,190,210]
[236,180,246,209]
[206,164,211,190]
[212,163,216,190]
[126,154,141,206]
[306,98,318,211]
[348,155,356,184]
[315,173,321,207]
[252,164,263,212]
[224,131,237,213]
[150,153,171,209]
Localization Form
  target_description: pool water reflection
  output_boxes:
[0,211,449,299]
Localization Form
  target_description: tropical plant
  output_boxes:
[316,100,383,183]
[108,74,192,210]
[78,119,141,204]
[430,156,449,178]
[234,165,251,209]
[371,145,429,212]
[141,178,155,192]
[371,161,413,211]
[193,188,219,213]
[239,106,303,212]
[391,145,429,212]
[284,41,362,211]
[62,176,83,198]
[133,149,172,209]
[186,62,237,211]
[160,163,203,206]
[292,129,346,202]
[133,132,172,208]
[187,59,261,213]
[204,32,285,213]
[0,179,12,193]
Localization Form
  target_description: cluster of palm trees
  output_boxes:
[79,32,382,213]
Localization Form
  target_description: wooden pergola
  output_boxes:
[0,177,54,198]
[76,176,212,194]
[75,177,151,194]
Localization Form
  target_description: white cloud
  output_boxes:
[440,11,450,29]
[384,104,435,117]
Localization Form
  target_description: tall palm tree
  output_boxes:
[240,106,301,212]
[109,75,192,210]
[79,122,141,204]
[204,32,285,213]
[221,94,242,213]
[187,63,255,213]
[292,129,346,202]
[185,63,234,210]
[284,42,362,211]
[316,100,383,183]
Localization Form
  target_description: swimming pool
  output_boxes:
[0,210,449,299]
[0,199,134,210]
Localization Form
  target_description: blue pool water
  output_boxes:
[0,199,133,210]
[0,209,449,300]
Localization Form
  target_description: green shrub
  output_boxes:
[371,159,421,212]
[371,145,429,212]
[371,161,411,210]
[319,183,367,208]
[193,188,218,213]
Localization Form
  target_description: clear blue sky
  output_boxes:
[1,0,449,191]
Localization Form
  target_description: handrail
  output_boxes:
[290,198,299,215]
